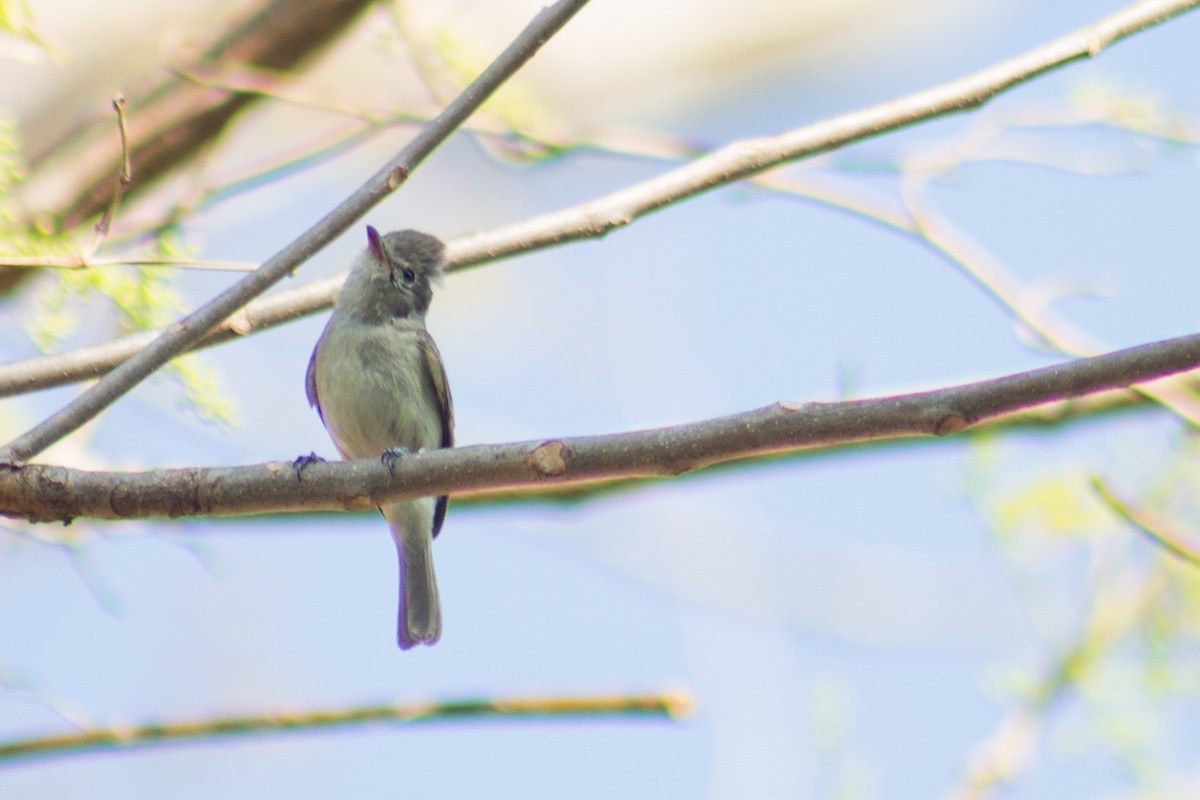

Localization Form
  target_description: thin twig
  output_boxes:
[0,0,592,464]
[947,570,1165,799]
[90,93,132,244]
[0,691,691,766]
[0,0,1192,402]
[0,255,255,271]
[4,330,1200,523]
[1091,476,1200,568]
[170,62,400,123]
[900,176,1200,426]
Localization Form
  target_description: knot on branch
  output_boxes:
[529,440,571,477]
[934,413,970,436]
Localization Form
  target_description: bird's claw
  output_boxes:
[381,447,412,476]
[292,452,325,481]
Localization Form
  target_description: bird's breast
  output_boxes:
[314,321,442,461]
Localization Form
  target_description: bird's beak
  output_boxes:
[366,225,392,280]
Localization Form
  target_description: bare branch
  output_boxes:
[0,255,254,271]
[2,0,1194,400]
[900,176,1200,426]
[442,382,1186,510]
[3,331,1199,523]
[0,0,592,464]
[89,94,131,243]
[447,0,1200,267]
[1092,476,1200,568]
[0,691,690,766]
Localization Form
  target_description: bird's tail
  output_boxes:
[383,499,442,649]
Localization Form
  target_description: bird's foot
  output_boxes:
[292,452,326,481]
[381,447,412,476]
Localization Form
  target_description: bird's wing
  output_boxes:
[305,338,324,422]
[419,331,454,537]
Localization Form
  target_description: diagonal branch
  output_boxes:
[1092,476,1200,568]
[0,691,689,767]
[0,0,592,464]
[3,330,1199,524]
[2,0,1195,399]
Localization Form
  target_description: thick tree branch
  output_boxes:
[443,385,1186,510]
[0,691,689,766]
[0,0,591,464]
[1,0,1194,399]
[3,332,1199,524]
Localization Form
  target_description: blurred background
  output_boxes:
[2,0,1200,797]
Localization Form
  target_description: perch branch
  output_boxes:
[3,331,1199,523]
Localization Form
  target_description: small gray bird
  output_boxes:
[306,226,454,649]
